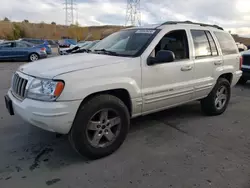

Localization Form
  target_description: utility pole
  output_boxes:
[64,0,76,25]
[125,0,141,26]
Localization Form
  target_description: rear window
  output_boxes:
[214,32,238,55]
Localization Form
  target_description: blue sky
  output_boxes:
[1,0,250,35]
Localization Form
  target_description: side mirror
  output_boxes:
[147,50,175,65]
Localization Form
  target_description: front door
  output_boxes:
[141,29,195,114]
[0,42,13,60]
[13,42,31,58]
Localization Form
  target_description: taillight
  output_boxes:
[240,56,243,70]
[41,47,46,51]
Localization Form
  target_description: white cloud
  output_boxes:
[0,0,250,35]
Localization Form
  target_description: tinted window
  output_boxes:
[16,42,29,48]
[191,30,211,57]
[0,42,12,48]
[214,32,238,55]
[154,30,189,60]
[205,31,218,56]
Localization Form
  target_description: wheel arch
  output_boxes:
[218,72,233,84]
[77,88,133,117]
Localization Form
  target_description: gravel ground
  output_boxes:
[0,62,250,188]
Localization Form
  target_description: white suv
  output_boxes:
[5,21,242,159]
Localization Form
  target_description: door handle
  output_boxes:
[181,65,192,71]
[214,61,223,65]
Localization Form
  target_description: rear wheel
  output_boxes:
[29,53,39,62]
[201,78,231,116]
[69,94,130,159]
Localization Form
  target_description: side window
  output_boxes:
[0,42,12,48]
[153,30,189,60]
[15,42,28,48]
[205,31,218,56]
[191,30,211,58]
[214,32,238,55]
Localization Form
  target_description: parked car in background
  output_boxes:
[62,40,101,55]
[19,38,52,55]
[58,39,77,48]
[47,40,58,48]
[59,41,93,55]
[0,41,47,62]
[239,50,250,84]
[236,42,248,52]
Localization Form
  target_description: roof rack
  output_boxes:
[158,21,224,30]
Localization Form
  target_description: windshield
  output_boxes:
[93,29,158,57]
[83,41,99,49]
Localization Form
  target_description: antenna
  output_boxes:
[64,0,76,25]
[125,0,141,26]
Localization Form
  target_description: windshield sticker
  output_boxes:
[135,30,156,34]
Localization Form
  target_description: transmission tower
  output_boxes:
[64,0,76,25]
[125,0,141,26]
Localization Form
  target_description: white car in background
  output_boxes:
[59,41,92,55]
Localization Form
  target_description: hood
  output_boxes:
[18,53,127,79]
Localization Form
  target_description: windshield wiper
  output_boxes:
[94,49,118,55]
[72,48,91,54]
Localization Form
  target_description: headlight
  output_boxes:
[27,78,64,101]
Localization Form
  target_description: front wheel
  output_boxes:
[201,78,231,116]
[29,53,39,62]
[69,94,130,159]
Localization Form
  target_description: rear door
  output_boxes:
[14,42,31,58]
[189,30,223,99]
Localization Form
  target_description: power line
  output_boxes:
[125,0,141,26]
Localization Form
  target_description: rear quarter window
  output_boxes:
[214,32,238,55]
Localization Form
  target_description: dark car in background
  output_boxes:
[239,50,250,84]
[0,41,47,62]
[19,38,52,55]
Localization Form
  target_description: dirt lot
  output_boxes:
[0,62,250,188]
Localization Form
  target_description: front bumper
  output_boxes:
[7,90,81,134]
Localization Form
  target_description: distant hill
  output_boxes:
[0,21,125,40]
[1,20,249,46]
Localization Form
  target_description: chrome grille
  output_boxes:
[12,73,28,99]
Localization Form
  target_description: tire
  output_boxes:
[238,77,247,85]
[29,53,39,62]
[69,94,130,159]
[201,78,231,116]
